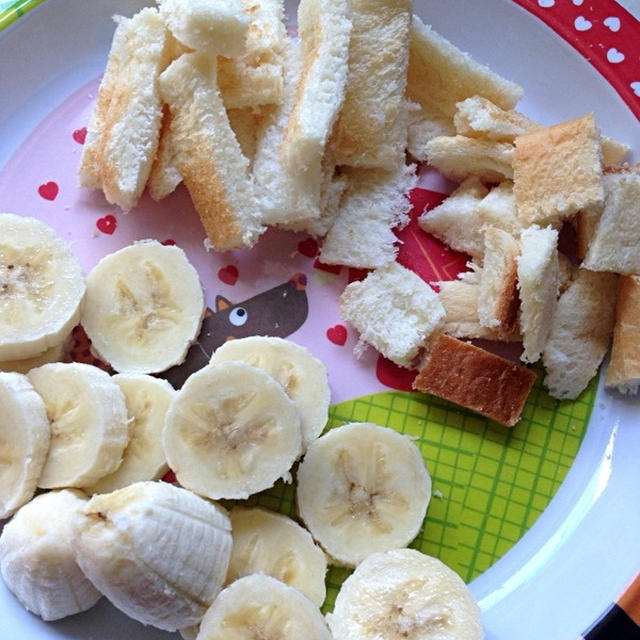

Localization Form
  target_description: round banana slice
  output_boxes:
[84,374,176,494]
[81,240,205,374]
[71,481,232,632]
[227,507,327,607]
[0,372,51,519]
[0,213,85,361]
[326,548,484,640]
[27,362,130,489]
[197,574,332,640]
[163,361,303,500]
[296,422,431,567]
[0,339,66,374]
[0,489,102,621]
[210,336,330,449]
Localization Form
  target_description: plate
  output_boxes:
[0,1,639,639]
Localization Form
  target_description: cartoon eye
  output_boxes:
[229,306,248,326]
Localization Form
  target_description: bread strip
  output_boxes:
[413,334,536,427]
[148,105,182,201]
[605,275,640,394]
[158,52,263,251]
[477,181,522,238]
[406,102,456,161]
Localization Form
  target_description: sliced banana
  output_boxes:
[0,339,66,374]
[0,213,85,361]
[0,372,51,519]
[196,574,333,640]
[163,361,303,500]
[84,374,175,494]
[296,422,431,567]
[27,362,129,489]
[210,336,330,449]
[227,507,327,607]
[71,481,232,632]
[0,489,102,621]
[81,240,205,374]
[326,548,484,640]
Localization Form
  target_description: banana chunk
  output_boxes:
[296,422,431,567]
[81,240,205,374]
[84,374,175,494]
[28,362,129,489]
[227,507,327,607]
[210,336,330,449]
[0,213,85,361]
[197,574,333,640]
[71,481,232,632]
[163,361,303,500]
[0,489,102,621]
[326,548,484,640]
[0,372,50,518]
[0,339,66,374]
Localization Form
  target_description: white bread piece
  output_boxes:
[513,113,604,227]
[320,162,418,268]
[478,227,520,332]
[517,225,559,364]
[418,177,489,261]
[79,8,168,210]
[157,0,250,56]
[543,269,617,399]
[605,275,640,394]
[406,102,456,161]
[147,105,182,201]
[330,0,411,169]
[582,170,640,275]
[425,135,514,182]
[158,52,263,250]
[601,137,630,167]
[477,181,523,238]
[228,106,273,165]
[339,262,445,369]
[558,251,576,295]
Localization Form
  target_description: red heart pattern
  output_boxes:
[297,237,319,258]
[38,181,59,201]
[73,127,87,144]
[218,265,239,286]
[96,214,117,235]
[326,324,347,346]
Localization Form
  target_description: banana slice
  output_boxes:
[84,374,175,494]
[296,422,431,567]
[227,507,327,607]
[210,336,330,449]
[196,574,333,640]
[71,481,232,632]
[0,339,66,374]
[0,213,85,361]
[326,548,484,640]
[0,489,102,621]
[163,361,303,500]
[0,372,51,518]
[81,240,205,374]
[27,362,129,489]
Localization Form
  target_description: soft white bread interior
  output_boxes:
[147,105,183,201]
[476,181,522,238]
[406,102,456,161]
[339,262,445,369]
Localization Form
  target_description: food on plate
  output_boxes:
[413,334,536,427]
[0,372,50,519]
[209,335,329,450]
[296,422,431,567]
[71,481,232,632]
[163,361,302,500]
[0,490,102,621]
[0,340,67,374]
[605,275,640,394]
[81,240,206,374]
[196,574,332,640]
[0,213,85,361]
[83,374,175,494]
[326,548,484,640]
[227,506,327,607]
[27,362,129,489]
[339,261,446,368]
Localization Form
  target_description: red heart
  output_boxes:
[96,214,117,235]
[298,237,319,258]
[161,239,176,246]
[38,181,59,201]
[327,324,347,346]
[218,265,239,286]
[73,127,87,144]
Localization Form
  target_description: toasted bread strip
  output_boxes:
[330,0,411,169]
[605,275,640,394]
[413,334,536,427]
[543,269,617,399]
[339,262,445,369]
[158,52,263,251]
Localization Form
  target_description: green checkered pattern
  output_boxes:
[242,368,596,612]
[0,0,44,31]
